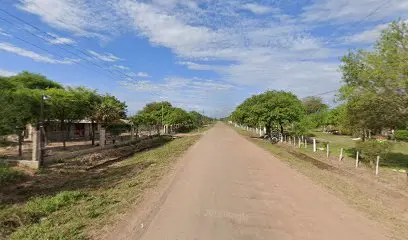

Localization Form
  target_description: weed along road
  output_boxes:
[124,123,388,240]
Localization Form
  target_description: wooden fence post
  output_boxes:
[326,144,330,158]
[339,148,343,161]
[355,151,359,168]
[376,156,380,176]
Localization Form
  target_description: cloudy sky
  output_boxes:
[0,0,406,117]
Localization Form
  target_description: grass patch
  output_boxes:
[0,135,201,239]
[0,162,25,185]
[313,132,408,170]
[235,128,408,240]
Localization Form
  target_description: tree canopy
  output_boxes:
[339,20,408,135]
[231,91,304,134]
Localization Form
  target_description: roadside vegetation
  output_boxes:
[0,162,26,185]
[0,134,201,239]
[230,20,408,171]
[0,68,213,238]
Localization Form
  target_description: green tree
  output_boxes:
[340,21,408,137]
[302,96,328,115]
[92,94,127,126]
[231,91,304,135]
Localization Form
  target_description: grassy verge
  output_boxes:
[0,162,26,185]
[313,131,408,170]
[235,128,408,240]
[0,135,201,240]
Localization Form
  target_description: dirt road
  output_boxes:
[117,123,389,240]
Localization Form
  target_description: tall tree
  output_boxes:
[340,21,408,136]
[231,91,304,135]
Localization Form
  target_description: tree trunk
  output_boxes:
[266,124,271,136]
[156,124,160,135]
[18,131,23,157]
[279,123,284,135]
[67,122,72,141]
[91,120,95,145]
[61,119,66,149]
[135,126,139,139]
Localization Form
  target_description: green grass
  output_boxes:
[312,132,408,170]
[0,162,25,185]
[0,135,201,240]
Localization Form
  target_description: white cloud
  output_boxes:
[17,0,122,40]
[345,23,389,44]
[127,71,150,78]
[123,77,236,103]
[88,50,121,62]
[47,33,76,45]
[0,42,78,64]
[177,61,217,71]
[241,3,274,15]
[0,28,11,37]
[113,65,130,70]
[136,72,149,78]
[301,0,408,24]
[0,69,16,77]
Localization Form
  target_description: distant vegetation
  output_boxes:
[230,20,408,141]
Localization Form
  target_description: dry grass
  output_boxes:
[235,127,408,240]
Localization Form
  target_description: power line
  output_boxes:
[0,8,136,82]
[0,26,119,80]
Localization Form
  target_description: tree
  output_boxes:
[46,88,75,149]
[231,91,304,135]
[302,96,328,115]
[93,94,127,126]
[138,102,172,135]
[166,108,190,125]
[339,21,408,137]
[0,72,62,155]
[9,71,63,90]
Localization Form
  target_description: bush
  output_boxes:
[394,130,408,141]
[356,140,393,165]
[0,162,25,185]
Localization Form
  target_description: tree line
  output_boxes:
[129,102,212,136]
[1,72,211,156]
[230,20,408,143]
[0,72,127,153]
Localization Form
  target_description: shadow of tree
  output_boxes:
[382,152,408,169]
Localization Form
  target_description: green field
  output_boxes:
[312,132,408,170]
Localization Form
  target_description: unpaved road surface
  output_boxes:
[120,123,389,240]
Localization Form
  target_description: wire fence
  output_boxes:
[232,122,408,194]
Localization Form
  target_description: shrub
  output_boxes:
[356,140,393,165]
[394,130,408,141]
[0,162,25,185]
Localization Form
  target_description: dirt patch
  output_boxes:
[238,129,408,240]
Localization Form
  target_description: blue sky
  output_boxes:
[0,0,407,117]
